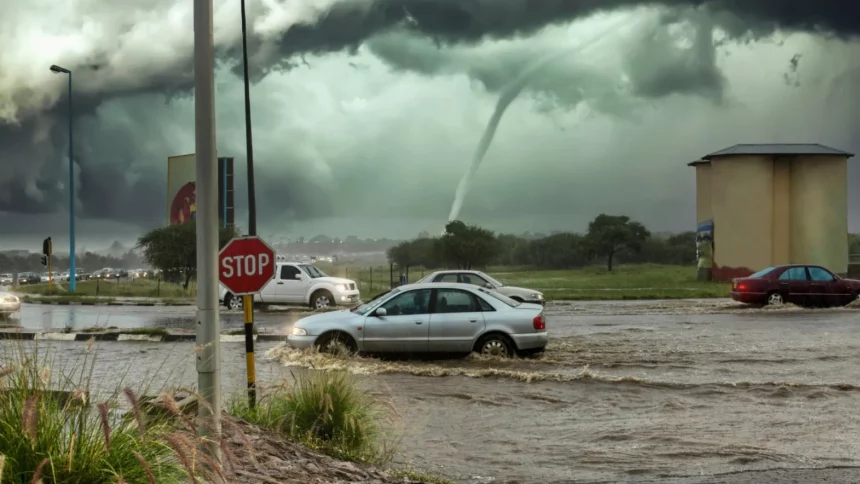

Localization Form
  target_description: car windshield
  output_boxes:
[483,273,504,287]
[352,289,398,315]
[477,287,521,307]
[298,264,327,278]
[748,267,777,279]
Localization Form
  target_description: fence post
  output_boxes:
[389,263,393,289]
[369,266,373,293]
[345,267,348,280]
[96,278,100,297]
[157,274,161,298]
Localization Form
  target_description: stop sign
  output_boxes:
[218,236,276,295]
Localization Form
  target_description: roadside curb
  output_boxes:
[0,331,289,343]
[22,300,193,307]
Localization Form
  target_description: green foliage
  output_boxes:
[0,345,185,483]
[230,371,396,464]
[584,214,651,271]
[438,220,499,269]
[136,222,237,289]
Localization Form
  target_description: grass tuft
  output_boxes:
[0,345,188,482]
[230,371,398,465]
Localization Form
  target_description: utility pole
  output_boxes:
[193,0,221,463]
[240,0,258,408]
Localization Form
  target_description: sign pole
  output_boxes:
[193,0,221,461]
[240,0,258,409]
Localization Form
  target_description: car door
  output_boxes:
[807,266,840,306]
[777,267,810,305]
[362,289,431,353]
[428,288,486,353]
[273,265,306,303]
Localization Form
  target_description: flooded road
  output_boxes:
[5,300,860,482]
[269,301,860,483]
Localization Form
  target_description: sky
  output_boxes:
[0,0,858,250]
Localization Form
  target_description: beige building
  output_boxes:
[689,143,855,281]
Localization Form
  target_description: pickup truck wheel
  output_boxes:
[311,290,333,310]
[224,293,243,310]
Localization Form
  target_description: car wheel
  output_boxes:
[766,292,784,306]
[225,293,243,310]
[475,333,514,357]
[315,332,356,356]
[311,290,333,310]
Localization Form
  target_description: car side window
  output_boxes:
[381,289,431,316]
[808,267,835,282]
[460,273,490,286]
[477,297,495,312]
[779,267,808,281]
[434,274,459,283]
[280,265,301,280]
[434,289,479,314]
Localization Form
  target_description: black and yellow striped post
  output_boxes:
[243,294,256,408]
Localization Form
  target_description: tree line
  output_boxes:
[387,215,697,271]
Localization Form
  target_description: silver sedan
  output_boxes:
[0,292,21,317]
[287,282,548,357]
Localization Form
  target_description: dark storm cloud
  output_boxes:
[2,0,858,229]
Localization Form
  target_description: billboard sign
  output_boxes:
[166,154,235,227]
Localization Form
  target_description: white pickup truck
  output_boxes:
[219,261,360,310]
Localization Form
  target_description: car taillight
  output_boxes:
[737,284,748,291]
[533,315,546,330]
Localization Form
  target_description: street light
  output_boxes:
[49,64,75,293]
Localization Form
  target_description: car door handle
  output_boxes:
[469,319,478,323]
[415,321,423,325]
[277,282,284,284]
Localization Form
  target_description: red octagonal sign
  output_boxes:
[219,236,276,296]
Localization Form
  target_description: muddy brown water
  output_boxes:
[6,299,860,483]
[269,300,860,483]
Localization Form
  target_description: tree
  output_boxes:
[584,214,650,271]
[136,222,237,289]
[439,220,499,269]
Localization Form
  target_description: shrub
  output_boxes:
[0,344,187,483]
[231,371,396,464]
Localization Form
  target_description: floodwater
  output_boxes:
[6,299,860,483]
[269,300,860,483]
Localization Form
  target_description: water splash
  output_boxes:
[446,16,641,224]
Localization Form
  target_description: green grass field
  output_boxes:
[16,277,194,299]
[321,263,730,301]
[15,264,730,302]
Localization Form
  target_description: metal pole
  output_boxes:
[68,71,76,294]
[194,0,221,459]
[240,0,258,409]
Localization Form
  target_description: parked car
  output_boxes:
[416,270,544,305]
[17,272,41,285]
[92,268,113,280]
[220,262,359,310]
[287,282,548,357]
[730,264,860,307]
[0,274,12,286]
[0,291,20,317]
[107,268,129,279]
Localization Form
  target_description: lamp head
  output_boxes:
[50,65,70,74]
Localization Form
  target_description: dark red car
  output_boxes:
[731,264,860,307]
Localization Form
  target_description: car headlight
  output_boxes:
[290,327,307,336]
[3,296,18,303]
[535,293,544,300]
[335,284,347,291]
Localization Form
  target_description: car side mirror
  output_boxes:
[375,307,387,317]
[484,283,493,289]
[295,273,304,280]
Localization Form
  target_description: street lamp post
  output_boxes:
[49,64,75,293]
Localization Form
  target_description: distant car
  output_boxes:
[416,270,545,305]
[17,272,40,285]
[0,291,20,316]
[0,274,11,286]
[287,282,548,357]
[730,264,860,307]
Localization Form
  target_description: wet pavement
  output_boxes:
[4,300,860,483]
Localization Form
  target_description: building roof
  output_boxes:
[687,160,709,167]
[702,143,854,160]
